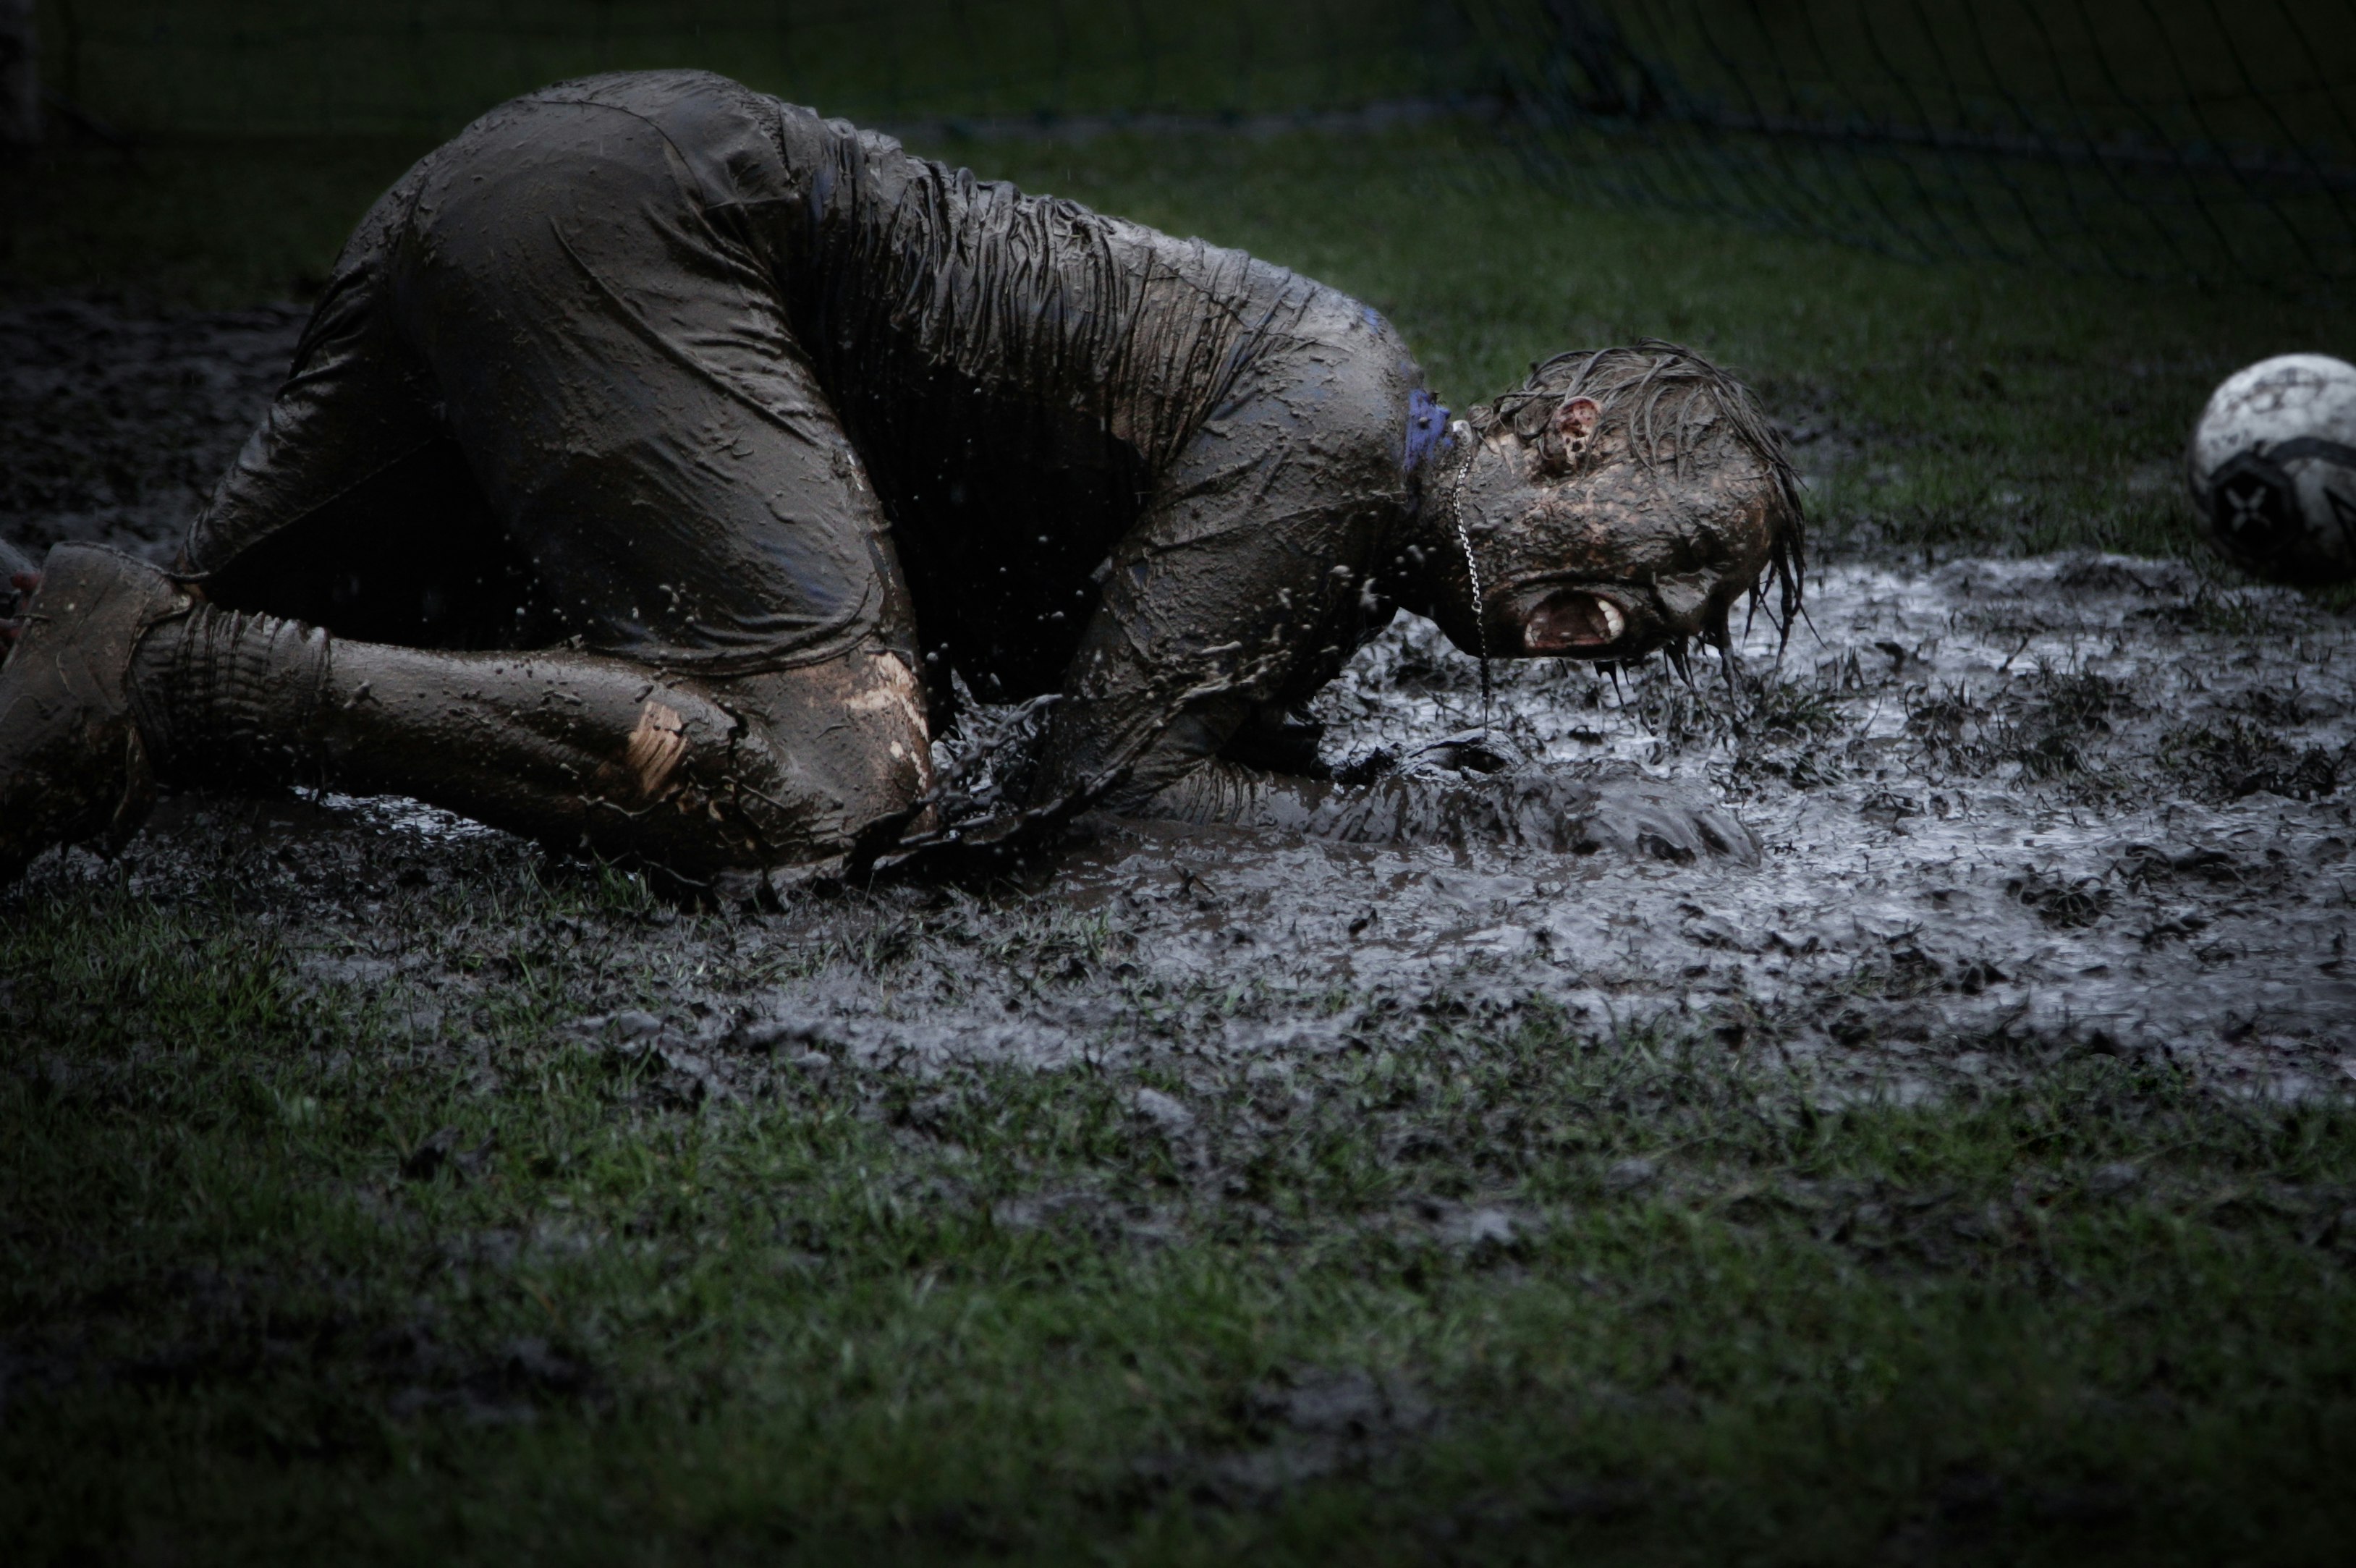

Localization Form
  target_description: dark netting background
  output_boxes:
[26,1,1475,132]
[21,0,2356,285]
[1470,1,2356,287]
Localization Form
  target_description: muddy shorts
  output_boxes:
[186,89,915,675]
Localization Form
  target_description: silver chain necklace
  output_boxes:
[1446,418,1491,733]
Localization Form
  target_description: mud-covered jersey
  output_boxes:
[590,72,1426,802]
[764,107,1308,698]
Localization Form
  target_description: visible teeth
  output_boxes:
[1594,598,1625,641]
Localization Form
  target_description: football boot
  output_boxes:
[0,543,190,882]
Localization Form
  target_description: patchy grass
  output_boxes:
[2161,717,2348,806]
[5,871,2354,1563]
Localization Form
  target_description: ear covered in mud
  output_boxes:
[1535,396,1603,475]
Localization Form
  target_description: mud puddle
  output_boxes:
[38,551,2345,1112]
[1049,553,2356,1101]
[0,297,309,561]
[6,296,2354,1104]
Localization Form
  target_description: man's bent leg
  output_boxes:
[125,597,930,889]
[0,546,927,888]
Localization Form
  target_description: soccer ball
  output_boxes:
[2187,353,2356,586]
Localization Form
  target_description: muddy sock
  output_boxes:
[124,605,918,881]
[128,603,334,789]
[124,601,716,823]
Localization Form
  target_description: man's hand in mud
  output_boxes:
[1,570,40,653]
[1556,773,1760,865]
[864,792,1092,880]
[1141,750,1760,864]
[1396,741,1755,864]
[1440,766,1758,864]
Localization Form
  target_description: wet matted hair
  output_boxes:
[1467,338,1807,650]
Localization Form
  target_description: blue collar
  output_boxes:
[1404,387,1453,475]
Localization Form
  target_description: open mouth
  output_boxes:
[1522,588,1627,653]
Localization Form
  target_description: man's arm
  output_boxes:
[1026,489,1385,813]
[1135,755,1761,864]
[1022,505,1759,867]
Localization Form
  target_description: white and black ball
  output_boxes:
[2187,353,2356,586]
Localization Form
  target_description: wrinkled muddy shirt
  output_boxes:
[581,72,1425,805]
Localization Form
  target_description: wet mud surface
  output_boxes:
[8,297,2355,1106]
[0,297,308,563]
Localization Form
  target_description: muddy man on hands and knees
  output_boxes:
[0,70,1801,892]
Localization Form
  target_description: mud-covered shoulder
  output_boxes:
[1266,286,1425,503]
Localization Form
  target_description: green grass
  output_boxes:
[9,123,2351,572]
[4,876,2352,1563]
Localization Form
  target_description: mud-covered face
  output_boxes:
[1430,404,1781,664]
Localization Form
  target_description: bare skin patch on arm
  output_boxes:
[844,650,928,763]
[619,699,690,800]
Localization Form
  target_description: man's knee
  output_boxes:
[702,643,934,878]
